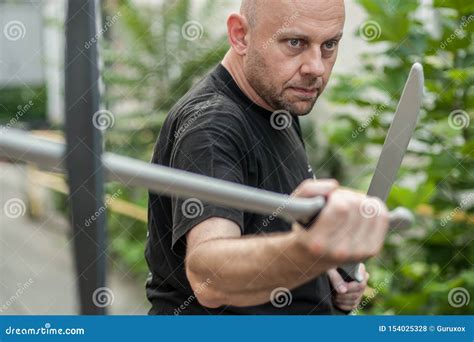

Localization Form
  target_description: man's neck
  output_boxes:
[221,50,274,112]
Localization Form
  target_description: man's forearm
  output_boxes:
[186,228,335,307]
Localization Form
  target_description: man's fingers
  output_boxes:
[333,263,368,311]
[293,179,339,198]
[359,263,370,284]
[334,301,356,311]
[344,265,369,293]
[335,292,361,301]
[327,268,347,293]
[334,292,363,305]
[344,281,365,293]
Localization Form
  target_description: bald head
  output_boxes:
[240,0,258,28]
[228,0,345,115]
[240,0,308,29]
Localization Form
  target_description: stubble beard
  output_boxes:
[244,48,320,116]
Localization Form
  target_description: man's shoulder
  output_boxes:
[167,90,249,136]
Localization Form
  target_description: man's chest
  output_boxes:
[243,137,313,234]
[246,123,314,194]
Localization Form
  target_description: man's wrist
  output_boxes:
[290,223,312,252]
[291,223,325,258]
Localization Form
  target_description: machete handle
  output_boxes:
[296,196,327,228]
[337,266,358,283]
[297,201,415,283]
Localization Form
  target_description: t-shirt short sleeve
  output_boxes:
[169,102,246,249]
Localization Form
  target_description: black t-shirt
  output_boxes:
[146,63,338,315]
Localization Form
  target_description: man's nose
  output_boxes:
[300,48,325,77]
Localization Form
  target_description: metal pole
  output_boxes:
[0,129,414,229]
[64,0,106,314]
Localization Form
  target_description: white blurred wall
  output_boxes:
[0,1,44,87]
[43,0,66,125]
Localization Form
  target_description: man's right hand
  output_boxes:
[292,179,389,265]
[185,178,389,308]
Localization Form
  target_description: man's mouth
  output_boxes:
[288,87,318,98]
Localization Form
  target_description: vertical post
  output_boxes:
[64,0,107,315]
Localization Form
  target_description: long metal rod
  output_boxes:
[65,0,106,315]
[0,129,412,228]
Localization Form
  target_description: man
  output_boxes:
[146,0,389,314]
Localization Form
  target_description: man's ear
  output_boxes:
[226,13,249,56]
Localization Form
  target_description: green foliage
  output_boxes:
[100,0,229,279]
[102,0,229,130]
[0,85,47,126]
[323,0,473,314]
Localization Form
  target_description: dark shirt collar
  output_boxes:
[214,63,275,118]
[213,63,303,142]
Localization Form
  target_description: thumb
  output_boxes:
[327,268,347,294]
[358,263,366,275]
[359,263,369,282]
[293,179,339,198]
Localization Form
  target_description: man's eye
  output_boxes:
[288,39,303,48]
[323,40,339,51]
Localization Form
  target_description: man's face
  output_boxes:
[243,0,345,116]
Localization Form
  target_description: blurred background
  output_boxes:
[0,0,472,315]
